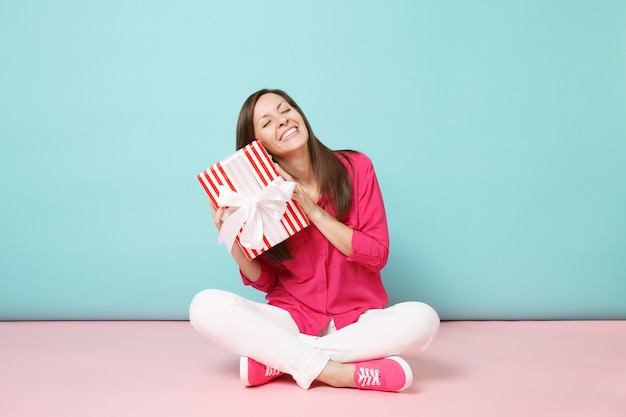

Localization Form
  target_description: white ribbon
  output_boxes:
[217,180,296,251]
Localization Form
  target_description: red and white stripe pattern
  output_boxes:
[197,140,309,260]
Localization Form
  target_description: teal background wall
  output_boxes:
[1,1,625,320]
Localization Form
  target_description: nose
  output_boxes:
[278,115,288,127]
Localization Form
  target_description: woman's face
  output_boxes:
[253,93,309,159]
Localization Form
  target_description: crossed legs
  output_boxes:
[189,289,439,389]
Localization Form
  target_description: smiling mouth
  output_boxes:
[280,127,298,141]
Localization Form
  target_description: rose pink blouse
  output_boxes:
[241,151,389,335]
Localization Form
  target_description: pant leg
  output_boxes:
[302,301,440,363]
[189,289,329,389]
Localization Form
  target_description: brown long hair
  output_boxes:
[236,89,353,263]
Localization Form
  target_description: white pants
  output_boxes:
[189,289,440,389]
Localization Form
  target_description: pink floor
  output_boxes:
[1,320,624,417]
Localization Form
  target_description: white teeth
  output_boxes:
[280,128,297,141]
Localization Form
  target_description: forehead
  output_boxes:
[254,93,287,118]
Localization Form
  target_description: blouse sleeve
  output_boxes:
[345,153,390,272]
[240,259,277,292]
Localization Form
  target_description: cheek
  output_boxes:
[252,129,267,145]
[256,136,277,154]
[252,126,261,140]
[298,125,310,142]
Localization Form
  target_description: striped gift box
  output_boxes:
[197,140,309,260]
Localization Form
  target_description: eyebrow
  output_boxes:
[257,101,288,124]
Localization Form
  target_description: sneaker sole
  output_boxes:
[386,356,413,391]
[239,356,251,386]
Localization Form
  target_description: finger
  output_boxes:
[209,198,218,212]
[274,163,293,181]
[213,206,226,228]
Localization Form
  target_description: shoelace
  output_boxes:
[264,366,282,377]
[356,367,381,386]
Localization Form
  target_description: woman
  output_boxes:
[190,89,439,392]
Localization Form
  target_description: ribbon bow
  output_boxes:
[216,180,296,251]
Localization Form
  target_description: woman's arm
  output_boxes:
[276,153,389,270]
[297,196,354,257]
[275,165,354,257]
[346,155,389,271]
[211,205,262,282]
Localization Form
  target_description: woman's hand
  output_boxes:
[210,200,226,232]
[274,163,321,220]
[208,199,262,282]
[274,163,353,256]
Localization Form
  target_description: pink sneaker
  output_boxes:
[240,356,284,387]
[352,356,413,392]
